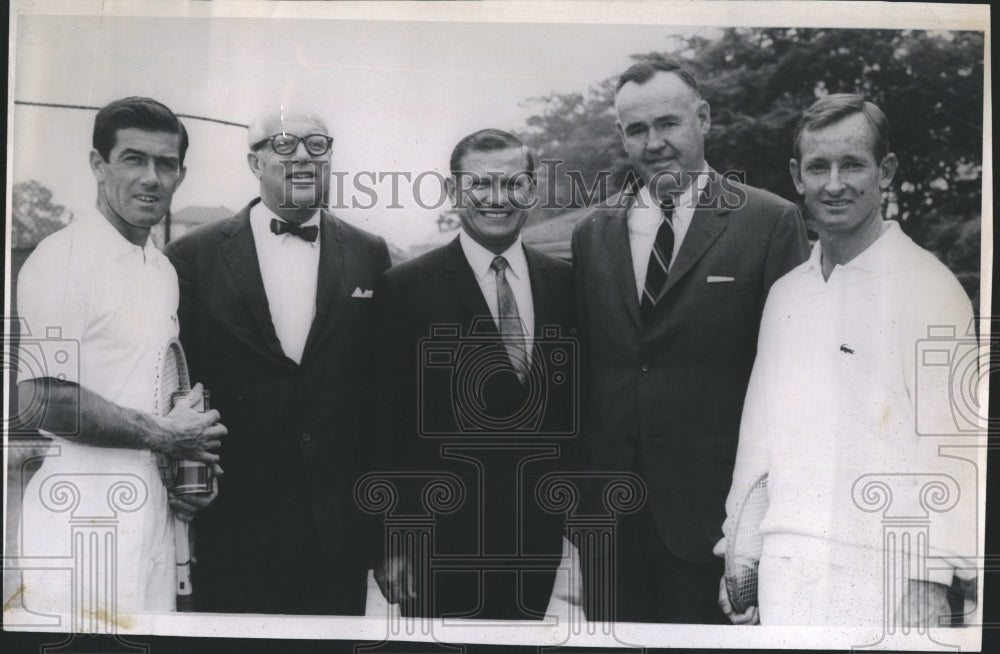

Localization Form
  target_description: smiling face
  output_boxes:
[790,112,897,238]
[447,146,536,254]
[90,127,186,245]
[247,110,331,224]
[615,71,710,198]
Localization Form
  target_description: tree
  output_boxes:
[520,79,627,218]
[518,28,985,303]
[11,180,72,248]
[436,208,462,232]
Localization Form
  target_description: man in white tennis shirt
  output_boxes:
[16,97,226,621]
[717,94,979,626]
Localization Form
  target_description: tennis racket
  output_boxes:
[724,474,768,615]
[152,337,194,597]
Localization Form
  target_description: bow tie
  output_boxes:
[270,218,318,243]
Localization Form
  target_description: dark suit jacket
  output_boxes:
[373,236,576,619]
[165,199,391,613]
[571,173,809,563]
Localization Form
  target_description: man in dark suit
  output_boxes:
[372,129,576,620]
[165,105,391,614]
[571,59,810,623]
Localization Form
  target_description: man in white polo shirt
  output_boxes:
[16,97,226,619]
[718,94,978,626]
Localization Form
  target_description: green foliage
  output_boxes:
[11,180,72,249]
[518,28,984,304]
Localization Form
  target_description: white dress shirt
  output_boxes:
[628,166,710,300]
[459,231,535,359]
[249,202,321,364]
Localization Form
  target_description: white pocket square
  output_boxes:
[351,287,374,299]
[707,276,735,283]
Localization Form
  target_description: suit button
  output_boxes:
[301,432,312,442]
[640,364,650,372]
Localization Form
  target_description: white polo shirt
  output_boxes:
[17,209,179,618]
[720,222,979,623]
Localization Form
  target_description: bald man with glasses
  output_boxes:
[165,105,391,614]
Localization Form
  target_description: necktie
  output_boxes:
[640,198,675,321]
[490,256,530,381]
[270,218,319,243]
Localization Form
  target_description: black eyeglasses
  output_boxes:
[252,133,334,156]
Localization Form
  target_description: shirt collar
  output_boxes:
[809,220,903,276]
[845,220,903,272]
[802,237,824,274]
[459,230,528,282]
[84,209,159,261]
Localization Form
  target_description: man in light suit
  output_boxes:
[372,129,576,619]
[571,59,809,623]
[165,105,391,614]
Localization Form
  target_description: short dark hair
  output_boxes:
[93,97,189,166]
[616,58,701,96]
[450,128,535,177]
[793,93,890,163]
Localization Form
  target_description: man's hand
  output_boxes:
[897,579,951,628]
[375,553,416,605]
[17,379,228,458]
[168,464,223,522]
[718,575,760,625]
[154,384,227,463]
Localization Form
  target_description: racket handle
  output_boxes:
[175,518,193,596]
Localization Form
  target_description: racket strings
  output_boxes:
[731,479,767,559]
[725,475,768,614]
[154,341,191,488]
[152,339,197,598]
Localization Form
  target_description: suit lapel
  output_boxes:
[443,236,496,332]
[302,211,347,358]
[219,200,289,363]
[654,174,730,303]
[600,201,642,331]
[524,244,551,336]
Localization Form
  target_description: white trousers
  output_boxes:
[20,444,176,624]
[758,549,885,626]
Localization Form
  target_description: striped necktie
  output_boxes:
[491,256,530,382]
[640,198,676,321]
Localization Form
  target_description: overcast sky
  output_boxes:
[12,14,708,249]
